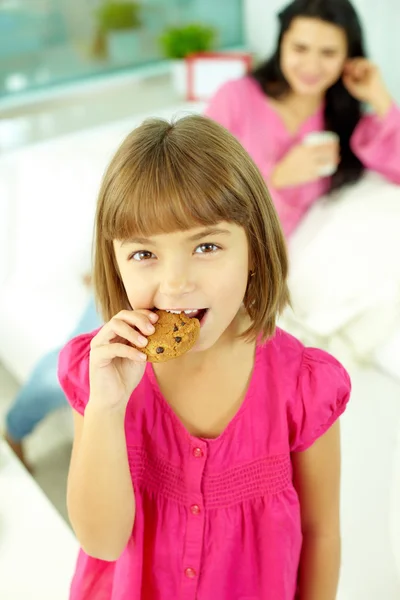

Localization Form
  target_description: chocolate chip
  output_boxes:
[173,325,179,332]
[175,337,182,343]
[181,321,185,326]
[156,347,164,354]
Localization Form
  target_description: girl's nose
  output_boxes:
[158,265,195,298]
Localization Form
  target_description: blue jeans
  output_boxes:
[5,298,101,441]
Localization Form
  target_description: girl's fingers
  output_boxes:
[91,319,144,349]
[112,319,151,349]
[126,310,158,337]
[92,342,147,364]
[91,310,158,348]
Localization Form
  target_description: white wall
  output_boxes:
[243,0,400,100]
[60,0,97,41]
[244,0,283,57]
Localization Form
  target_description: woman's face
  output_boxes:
[280,17,348,97]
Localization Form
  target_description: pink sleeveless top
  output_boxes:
[58,327,350,600]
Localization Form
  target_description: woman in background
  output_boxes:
[205,0,400,237]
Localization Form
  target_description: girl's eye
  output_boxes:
[130,250,156,261]
[194,243,220,254]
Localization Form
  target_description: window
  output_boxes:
[0,0,245,99]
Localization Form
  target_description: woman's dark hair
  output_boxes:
[252,0,366,193]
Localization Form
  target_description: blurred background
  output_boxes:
[0,0,243,139]
[0,1,400,599]
[0,0,398,104]
[0,0,398,146]
[0,0,243,94]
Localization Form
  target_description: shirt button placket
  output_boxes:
[181,442,207,599]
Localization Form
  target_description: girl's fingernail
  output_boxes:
[146,323,155,333]
[138,352,147,361]
[138,335,148,346]
[149,312,158,322]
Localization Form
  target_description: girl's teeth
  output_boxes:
[165,309,200,315]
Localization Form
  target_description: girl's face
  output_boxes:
[280,17,348,97]
[113,221,250,353]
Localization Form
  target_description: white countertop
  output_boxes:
[0,441,79,600]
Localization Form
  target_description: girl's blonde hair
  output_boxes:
[93,114,290,341]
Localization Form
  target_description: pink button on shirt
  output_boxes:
[59,327,351,600]
[204,76,400,237]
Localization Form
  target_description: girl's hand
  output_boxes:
[270,141,340,188]
[89,309,158,410]
[343,58,392,115]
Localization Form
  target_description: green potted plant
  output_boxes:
[96,1,142,63]
[160,23,216,96]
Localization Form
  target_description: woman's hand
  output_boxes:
[343,58,392,116]
[88,309,158,410]
[270,141,340,188]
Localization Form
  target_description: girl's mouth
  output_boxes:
[155,308,209,325]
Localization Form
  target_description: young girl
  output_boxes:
[205,0,400,238]
[59,115,351,600]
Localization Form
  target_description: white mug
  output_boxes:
[303,130,339,177]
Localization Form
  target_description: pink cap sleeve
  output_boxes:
[58,331,98,415]
[289,348,351,452]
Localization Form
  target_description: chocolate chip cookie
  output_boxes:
[141,310,200,363]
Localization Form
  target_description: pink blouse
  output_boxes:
[59,327,351,600]
[204,76,400,237]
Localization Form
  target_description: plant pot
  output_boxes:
[171,59,188,98]
[107,29,140,63]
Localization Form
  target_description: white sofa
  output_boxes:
[281,172,400,380]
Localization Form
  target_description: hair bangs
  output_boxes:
[100,131,250,242]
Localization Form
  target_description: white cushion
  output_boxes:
[283,172,400,363]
